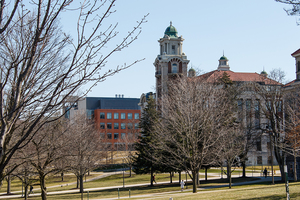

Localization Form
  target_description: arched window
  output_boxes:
[172,63,178,73]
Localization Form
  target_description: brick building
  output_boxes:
[65,96,141,151]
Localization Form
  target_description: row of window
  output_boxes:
[100,112,139,120]
[100,132,139,140]
[100,122,139,130]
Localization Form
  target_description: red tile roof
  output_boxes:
[196,70,281,85]
[284,80,295,87]
[292,48,300,57]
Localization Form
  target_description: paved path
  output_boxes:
[0,172,281,199]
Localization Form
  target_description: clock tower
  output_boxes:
[154,22,189,102]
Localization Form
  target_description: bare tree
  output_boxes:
[252,69,286,181]
[19,119,67,200]
[117,128,139,177]
[65,112,107,194]
[275,0,300,24]
[283,86,300,181]
[152,76,236,193]
[217,127,246,188]
[0,0,147,185]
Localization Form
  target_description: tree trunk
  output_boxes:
[242,161,246,178]
[196,172,199,185]
[40,174,47,200]
[179,171,181,183]
[129,166,132,177]
[228,163,232,189]
[80,175,84,193]
[150,168,153,186]
[6,175,11,194]
[24,184,28,200]
[227,164,230,180]
[76,176,79,189]
[169,172,172,183]
[61,172,64,182]
[294,154,297,181]
[274,137,285,181]
[205,167,208,181]
[192,170,197,193]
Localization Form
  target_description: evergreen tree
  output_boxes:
[133,96,159,186]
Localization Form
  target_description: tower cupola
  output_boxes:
[218,53,230,71]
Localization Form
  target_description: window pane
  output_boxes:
[135,123,139,129]
[257,156,262,165]
[100,123,105,129]
[100,133,105,139]
[134,113,139,119]
[121,123,126,129]
[114,123,119,129]
[114,113,119,119]
[107,133,112,139]
[107,123,112,129]
[128,113,132,119]
[121,113,126,119]
[107,113,112,119]
[128,123,132,129]
[121,133,126,139]
[100,112,105,119]
[114,133,119,139]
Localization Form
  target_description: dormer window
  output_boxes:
[172,63,178,73]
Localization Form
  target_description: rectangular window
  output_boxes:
[134,113,139,119]
[100,133,105,139]
[128,123,132,129]
[107,123,112,129]
[277,100,282,112]
[100,123,105,129]
[267,142,271,150]
[114,123,119,129]
[135,133,139,138]
[121,113,126,119]
[128,113,132,119]
[172,45,175,54]
[237,99,243,122]
[254,100,260,129]
[107,133,112,139]
[128,133,133,139]
[121,123,126,129]
[246,99,251,128]
[114,133,119,140]
[100,112,105,119]
[121,133,126,139]
[114,113,119,119]
[135,123,139,129]
[256,138,262,151]
[257,156,262,165]
[107,113,112,119]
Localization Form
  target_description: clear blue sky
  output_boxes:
[62,0,300,98]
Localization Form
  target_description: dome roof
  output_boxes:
[220,56,228,60]
[189,68,196,72]
[164,22,178,38]
[261,70,267,75]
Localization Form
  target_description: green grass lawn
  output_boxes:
[3,177,299,200]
